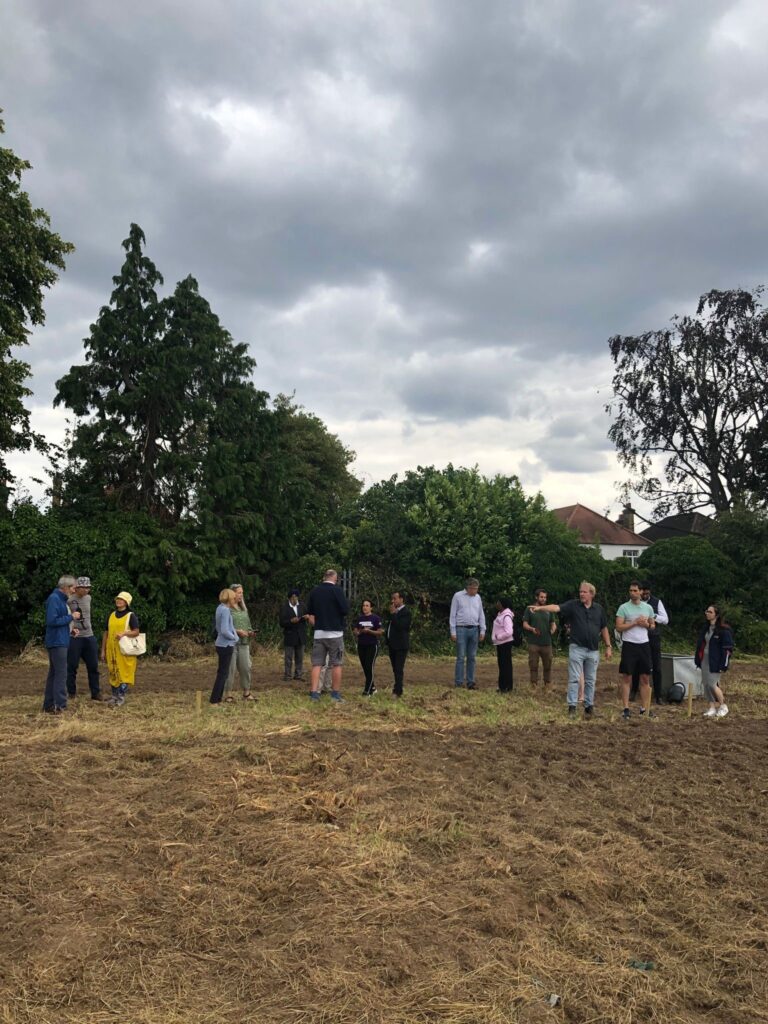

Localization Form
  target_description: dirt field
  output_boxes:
[1,652,767,1024]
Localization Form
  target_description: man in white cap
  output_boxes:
[67,576,104,701]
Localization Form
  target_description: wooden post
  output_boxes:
[687,679,694,719]
[196,690,202,717]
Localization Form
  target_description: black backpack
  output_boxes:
[667,682,686,704]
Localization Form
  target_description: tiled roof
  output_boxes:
[553,503,653,547]
[640,512,713,542]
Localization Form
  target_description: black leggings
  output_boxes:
[210,645,235,703]
[358,644,378,693]
[496,641,514,692]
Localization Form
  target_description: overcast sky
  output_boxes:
[3,0,768,524]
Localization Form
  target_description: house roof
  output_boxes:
[639,511,713,543]
[553,503,652,547]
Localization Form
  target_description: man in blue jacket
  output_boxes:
[43,575,80,714]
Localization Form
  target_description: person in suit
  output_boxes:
[386,591,412,698]
[279,588,309,681]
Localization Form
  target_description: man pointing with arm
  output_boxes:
[532,581,612,718]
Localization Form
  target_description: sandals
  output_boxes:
[224,696,235,704]
[243,693,256,701]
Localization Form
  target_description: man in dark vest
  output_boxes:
[386,591,412,698]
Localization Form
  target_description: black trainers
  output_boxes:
[622,708,631,720]
[568,706,577,718]
[584,705,594,718]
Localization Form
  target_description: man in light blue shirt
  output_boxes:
[449,577,486,689]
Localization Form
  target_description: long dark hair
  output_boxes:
[496,597,512,610]
[706,604,723,629]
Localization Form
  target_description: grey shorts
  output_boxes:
[311,636,344,667]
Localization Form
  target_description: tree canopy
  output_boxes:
[0,114,73,498]
[606,288,768,515]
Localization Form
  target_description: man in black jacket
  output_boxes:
[279,589,308,680]
[386,591,412,697]
[307,569,350,702]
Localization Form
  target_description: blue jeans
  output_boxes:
[455,626,479,685]
[567,644,599,708]
[43,646,69,711]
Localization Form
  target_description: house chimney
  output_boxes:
[617,503,636,533]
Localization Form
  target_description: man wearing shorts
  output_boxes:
[307,569,350,702]
[616,581,655,720]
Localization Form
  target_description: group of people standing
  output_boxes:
[438,575,734,719]
[43,569,731,720]
[272,571,412,703]
[210,569,413,705]
[42,575,141,712]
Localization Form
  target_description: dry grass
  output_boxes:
[1,657,767,1023]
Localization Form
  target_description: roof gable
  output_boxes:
[553,503,652,547]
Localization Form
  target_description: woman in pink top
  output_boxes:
[492,598,515,693]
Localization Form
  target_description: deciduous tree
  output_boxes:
[0,114,73,500]
[606,288,768,515]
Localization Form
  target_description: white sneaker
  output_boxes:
[716,704,729,718]
[703,708,717,718]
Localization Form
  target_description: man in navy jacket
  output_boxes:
[43,575,80,714]
[307,569,350,701]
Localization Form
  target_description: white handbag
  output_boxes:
[118,633,147,657]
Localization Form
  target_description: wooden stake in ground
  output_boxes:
[196,690,202,716]
[687,678,694,719]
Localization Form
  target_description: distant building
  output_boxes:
[639,511,713,543]
[553,502,653,566]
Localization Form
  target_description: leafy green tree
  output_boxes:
[637,536,737,634]
[405,467,531,601]
[343,465,602,611]
[606,288,768,515]
[708,507,768,619]
[0,114,73,499]
[269,394,361,561]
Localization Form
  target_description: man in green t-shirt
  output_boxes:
[522,588,558,686]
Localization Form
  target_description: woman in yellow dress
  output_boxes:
[101,591,141,707]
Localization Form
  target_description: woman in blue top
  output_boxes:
[353,599,383,696]
[694,604,734,719]
[210,588,239,705]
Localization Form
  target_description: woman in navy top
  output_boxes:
[353,599,383,696]
[695,604,734,718]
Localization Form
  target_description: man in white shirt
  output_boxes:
[449,577,486,689]
[616,581,656,719]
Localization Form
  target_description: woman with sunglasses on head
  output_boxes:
[695,604,734,718]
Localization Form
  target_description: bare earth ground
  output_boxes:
[1,651,767,1024]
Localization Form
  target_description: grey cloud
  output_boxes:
[3,0,768,509]
[400,372,510,423]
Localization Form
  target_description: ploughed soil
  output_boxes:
[1,652,767,1024]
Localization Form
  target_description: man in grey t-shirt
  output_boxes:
[67,576,103,700]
